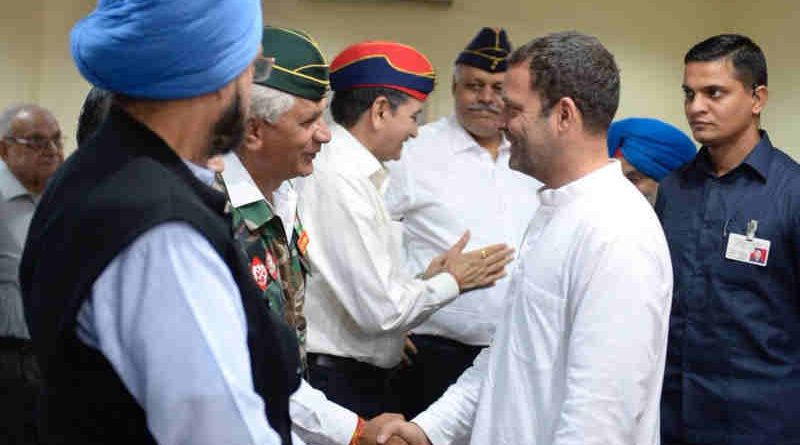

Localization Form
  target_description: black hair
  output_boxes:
[330,87,409,129]
[684,34,767,88]
[76,87,113,146]
[508,31,620,134]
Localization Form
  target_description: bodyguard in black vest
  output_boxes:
[19,1,300,444]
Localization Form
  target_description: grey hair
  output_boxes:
[250,84,295,124]
[452,64,464,83]
[0,103,37,138]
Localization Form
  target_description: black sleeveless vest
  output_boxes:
[20,107,300,444]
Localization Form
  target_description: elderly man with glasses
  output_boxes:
[0,103,63,444]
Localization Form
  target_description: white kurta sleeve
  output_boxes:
[76,222,282,445]
[290,379,359,445]
[412,346,490,445]
[552,235,671,445]
[303,172,459,335]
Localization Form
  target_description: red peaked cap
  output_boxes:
[329,41,436,101]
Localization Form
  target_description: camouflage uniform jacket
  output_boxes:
[214,162,311,372]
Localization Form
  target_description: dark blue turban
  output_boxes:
[70,0,262,100]
[608,117,697,181]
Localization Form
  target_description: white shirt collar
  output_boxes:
[0,163,34,202]
[446,115,510,156]
[219,152,266,208]
[329,124,388,190]
[538,159,622,207]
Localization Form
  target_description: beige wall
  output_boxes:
[0,0,95,152]
[0,1,44,109]
[0,0,796,158]
[728,0,800,154]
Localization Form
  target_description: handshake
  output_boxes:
[422,230,515,292]
[357,413,431,445]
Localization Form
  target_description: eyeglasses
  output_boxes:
[3,135,64,152]
[253,56,275,84]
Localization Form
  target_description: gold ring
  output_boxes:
[481,249,488,259]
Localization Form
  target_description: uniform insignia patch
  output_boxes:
[297,230,310,256]
[250,256,269,290]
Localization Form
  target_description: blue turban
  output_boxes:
[607,117,697,182]
[70,0,263,100]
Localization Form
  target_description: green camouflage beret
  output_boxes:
[259,26,329,101]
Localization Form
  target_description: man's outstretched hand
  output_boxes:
[358,413,409,445]
[375,418,432,445]
[430,230,514,292]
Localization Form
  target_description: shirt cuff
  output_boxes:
[425,272,460,302]
[412,412,448,445]
[291,379,359,445]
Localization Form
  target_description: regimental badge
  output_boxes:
[265,251,279,281]
[250,256,269,291]
[297,230,310,256]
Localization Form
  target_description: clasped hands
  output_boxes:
[357,413,431,445]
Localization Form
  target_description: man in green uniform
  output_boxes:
[217,26,396,445]
[216,25,330,370]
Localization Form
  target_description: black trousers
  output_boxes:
[390,334,484,419]
[0,338,41,445]
[308,353,394,419]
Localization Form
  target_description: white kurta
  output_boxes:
[386,115,542,345]
[299,124,460,369]
[414,161,673,445]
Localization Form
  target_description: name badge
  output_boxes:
[725,233,770,266]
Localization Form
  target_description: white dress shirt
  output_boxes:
[76,162,283,445]
[221,152,359,445]
[385,115,541,346]
[414,161,673,445]
[0,164,37,339]
[299,124,460,369]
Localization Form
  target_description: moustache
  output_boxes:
[467,103,501,115]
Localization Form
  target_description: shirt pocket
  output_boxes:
[509,275,568,370]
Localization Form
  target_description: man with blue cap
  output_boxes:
[385,27,541,420]
[299,40,514,419]
[607,117,696,204]
[19,1,300,444]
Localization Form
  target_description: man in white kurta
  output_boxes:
[377,31,672,445]
[412,161,672,445]
[385,29,541,418]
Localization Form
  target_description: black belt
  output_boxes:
[409,333,486,352]
[308,353,392,377]
[0,336,34,353]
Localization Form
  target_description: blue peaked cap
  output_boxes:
[455,27,512,73]
[608,117,697,182]
[71,0,262,100]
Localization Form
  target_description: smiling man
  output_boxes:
[216,26,387,445]
[657,34,800,445]
[299,40,514,419]
[376,31,672,445]
[385,27,541,421]
[217,26,331,373]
